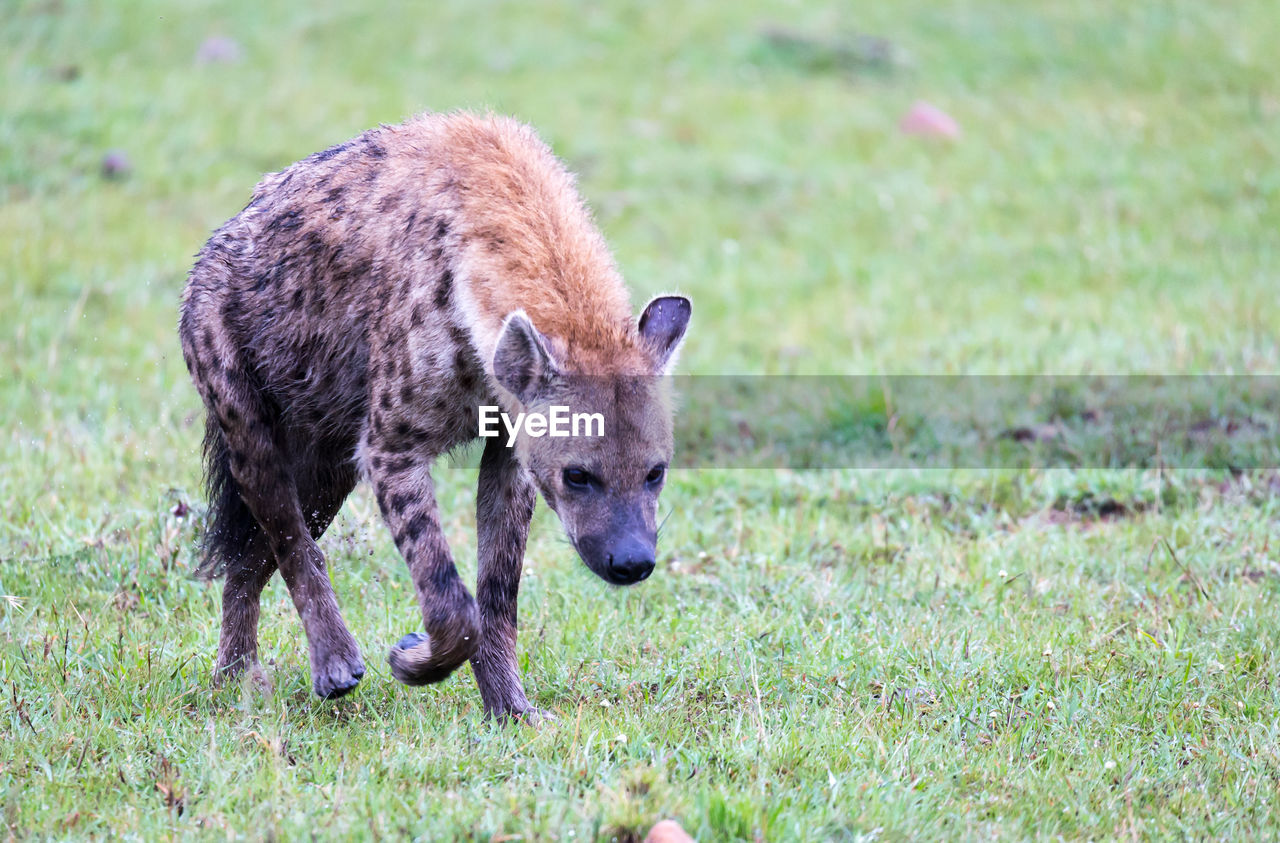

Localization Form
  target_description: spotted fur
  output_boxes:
[180,112,691,713]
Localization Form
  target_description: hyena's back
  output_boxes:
[182,121,447,448]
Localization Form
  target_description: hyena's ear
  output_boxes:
[638,295,692,374]
[493,310,561,404]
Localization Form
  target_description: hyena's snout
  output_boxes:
[576,530,657,586]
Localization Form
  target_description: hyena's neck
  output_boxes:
[422,113,645,379]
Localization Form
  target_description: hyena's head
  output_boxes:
[492,296,691,585]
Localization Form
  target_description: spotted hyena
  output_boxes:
[179,112,691,717]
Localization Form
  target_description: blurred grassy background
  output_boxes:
[2,0,1280,839]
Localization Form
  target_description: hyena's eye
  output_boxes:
[645,464,666,487]
[563,467,594,490]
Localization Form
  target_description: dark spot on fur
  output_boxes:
[302,230,324,254]
[447,325,470,350]
[378,192,402,213]
[433,561,464,594]
[218,295,239,324]
[290,287,305,311]
[365,141,387,159]
[273,207,304,233]
[383,456,416,475]
[224,368,255,393]
[380,392,392,411]
[434,269,453,309]
[313,141,350,163]
[404,514,428,541]
[325,186,345,204]
[388,492,412,515]
[400,383,415,404]
[410,303,425,329]
[404,211,417,235]
[435,218,449,238]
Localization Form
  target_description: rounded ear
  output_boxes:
[493,311,561,403]
[638,295,692,373]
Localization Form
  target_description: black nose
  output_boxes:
[607,550,655,585]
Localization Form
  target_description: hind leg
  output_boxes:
[201,377,364,697]
[215,462,357,686]
[232,443,364,698]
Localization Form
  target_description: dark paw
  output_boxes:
[395,631,430,651]
[387,630,474,686]
[312,650,366,699]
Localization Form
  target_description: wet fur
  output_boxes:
[180,112,688,712]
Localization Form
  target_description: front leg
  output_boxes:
[367,441,481,686]
[470,436,541,720]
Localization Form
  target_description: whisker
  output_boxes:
[656,507,675,538]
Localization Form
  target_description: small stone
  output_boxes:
[101,150,132,179]
[899,100,960,138]
[644,820,695,843]
[196,35,243,65]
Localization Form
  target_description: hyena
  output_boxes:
[179,112,691,717]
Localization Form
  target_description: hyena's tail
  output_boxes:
[195,413,259,580]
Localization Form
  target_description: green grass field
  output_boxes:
[4,0,1280,838]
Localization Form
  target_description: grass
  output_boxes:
[3,0,1280,838]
